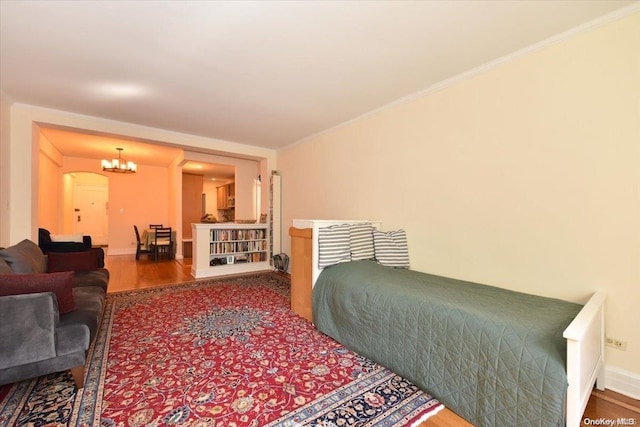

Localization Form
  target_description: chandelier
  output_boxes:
[101,148,137,173]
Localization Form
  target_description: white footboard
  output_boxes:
[563,291,606,427]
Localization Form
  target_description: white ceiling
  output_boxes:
[1,1,636,151]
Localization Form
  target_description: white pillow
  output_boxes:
[350,223,375,261]
[373,229,409,268]
[318,224,351,269]
[50,233,84,243]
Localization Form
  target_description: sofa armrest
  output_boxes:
[40,241,89,254]
[0,293,58,370]
[38,227,92,252]
[47,248,105,272]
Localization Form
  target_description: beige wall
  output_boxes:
[0,92,12,247]
[278,13,640,381]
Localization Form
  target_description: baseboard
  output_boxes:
[106,248,136,256]
[606,365,640,399]
[105,248,184,258]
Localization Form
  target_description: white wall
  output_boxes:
[278,12,640,384]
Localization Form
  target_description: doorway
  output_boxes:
[64,173,109,246]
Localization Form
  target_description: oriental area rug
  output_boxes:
[0,273,443,427]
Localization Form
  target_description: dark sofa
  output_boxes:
[0,239,109,388]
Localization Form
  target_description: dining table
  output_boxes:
[141,228,177,256]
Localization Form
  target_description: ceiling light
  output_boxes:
[94,83,150,98]
[101,148,137,173]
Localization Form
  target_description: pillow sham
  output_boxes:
[0,271,76,314]
[373,229,410,268]
[318,224,351,269]
[350,223,375,261]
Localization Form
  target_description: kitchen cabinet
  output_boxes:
[217,185,228,209]
[216,182,235,210]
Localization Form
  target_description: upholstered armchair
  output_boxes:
[38,228,92,254]
[37,228,105,268]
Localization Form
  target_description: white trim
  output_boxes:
[605,366,640,400]
[283,3,640,152]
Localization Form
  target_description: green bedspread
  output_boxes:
[312,260,583,427]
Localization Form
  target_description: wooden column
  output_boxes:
[289,227,313,322]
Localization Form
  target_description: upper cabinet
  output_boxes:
[217,185,227,210]
[217,182,235,210]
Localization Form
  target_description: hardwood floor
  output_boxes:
[104,253,193,293]
[103,254,640,426]
[581,389,640,426]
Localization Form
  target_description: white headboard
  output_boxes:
[292,219,381,287]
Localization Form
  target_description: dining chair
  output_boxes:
[149,224,163,229]
[133,225,151,260]
[150,227,173,261]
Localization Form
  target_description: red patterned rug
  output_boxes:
[1,273,443,426]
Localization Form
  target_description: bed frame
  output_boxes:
[290,219,606,427]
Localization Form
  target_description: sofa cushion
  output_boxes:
[0,240,47,274]
[0,293,58,371]
[0,257,12,274]
[72,269,109,292]
[60,286,106,342]
[47,250,101,273]
[0,271,76,314]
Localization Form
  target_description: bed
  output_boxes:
[289,219,606,427]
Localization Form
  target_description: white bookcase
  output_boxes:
[191,223,270,278]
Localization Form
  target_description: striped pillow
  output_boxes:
[350,223,375,261]
[373,229,410,268]
[318,224,351,269]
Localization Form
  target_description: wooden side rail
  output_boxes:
[289,227,313,322]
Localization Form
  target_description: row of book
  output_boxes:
[210,229,266,242]
[210,240,268,254]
